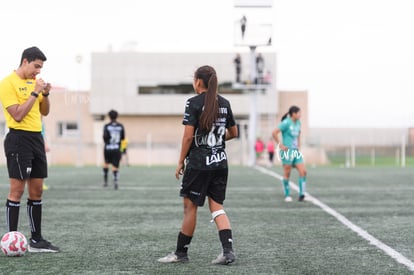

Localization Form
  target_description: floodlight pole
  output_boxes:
[248,46,258,166]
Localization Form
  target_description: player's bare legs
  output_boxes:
[8,179,25,202]
[209,197,235,265]
[282,164,292,201]
[28,178,43,200]
[158,198,196,263]
[208,198,230,230]
[181,198,198,236]
[295,163,307,201]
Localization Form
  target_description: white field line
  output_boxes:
[254,165,414,272]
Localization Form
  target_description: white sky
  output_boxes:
[0,0,413,128]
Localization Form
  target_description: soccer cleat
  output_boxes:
[158,252,189,263]
[298,195,309,202]
[284,196,292,202]
[211,251,236,265]
[28,238,60,253]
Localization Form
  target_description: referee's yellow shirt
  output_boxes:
[0,71,44,132]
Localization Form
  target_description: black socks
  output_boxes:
[27,199,42,241]
[176,232,192,255]
[219,229,233,253]
[6,199,20,231]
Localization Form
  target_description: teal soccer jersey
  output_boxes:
[278,117,303,165]
[278,117,301,149]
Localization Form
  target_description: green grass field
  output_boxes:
[0,165,413,274]
[328,155,414,167]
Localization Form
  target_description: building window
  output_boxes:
[138,84,194,95]
[137,82,243,95]
[58,122,79,137]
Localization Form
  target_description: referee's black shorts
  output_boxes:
[4,129,48,180]
[180,168,228,206]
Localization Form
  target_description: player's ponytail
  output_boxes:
[196,66,219,131]
[281,105,300,121]
[281,112,289,121]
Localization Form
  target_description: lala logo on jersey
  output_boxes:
[206,152,227,166]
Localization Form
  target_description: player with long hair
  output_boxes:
[158,65,238,265]
[272,106,308,202]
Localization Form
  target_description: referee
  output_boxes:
[0,46,59,252]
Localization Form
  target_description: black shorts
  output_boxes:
[104,149,121,168]
[4,129,47,180]
[180,168,228,206]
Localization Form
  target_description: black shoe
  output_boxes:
[28,238,60,253]
[298,195,305,201]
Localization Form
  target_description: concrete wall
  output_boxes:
[89,51,278,117]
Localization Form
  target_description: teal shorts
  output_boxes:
[279,148,304,166]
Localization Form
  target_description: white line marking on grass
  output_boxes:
[254,165,414,272]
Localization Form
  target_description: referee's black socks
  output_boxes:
[6,199,20,232]
[27,199,42,241]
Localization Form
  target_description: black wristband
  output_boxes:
[42,92,50,97]
[31,92,39,98]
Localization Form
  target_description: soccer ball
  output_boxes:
[1,231,28,257]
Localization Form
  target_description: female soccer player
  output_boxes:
[158,65,238,265]
[272,106,308,202]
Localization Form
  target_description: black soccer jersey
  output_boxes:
[103,122,125,151]
[183,93,236,170]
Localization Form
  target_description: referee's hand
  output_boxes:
[34,78,46,93]
[43,82,51,93]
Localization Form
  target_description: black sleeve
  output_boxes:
[103,125,110,143]
[121,125,125,140]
